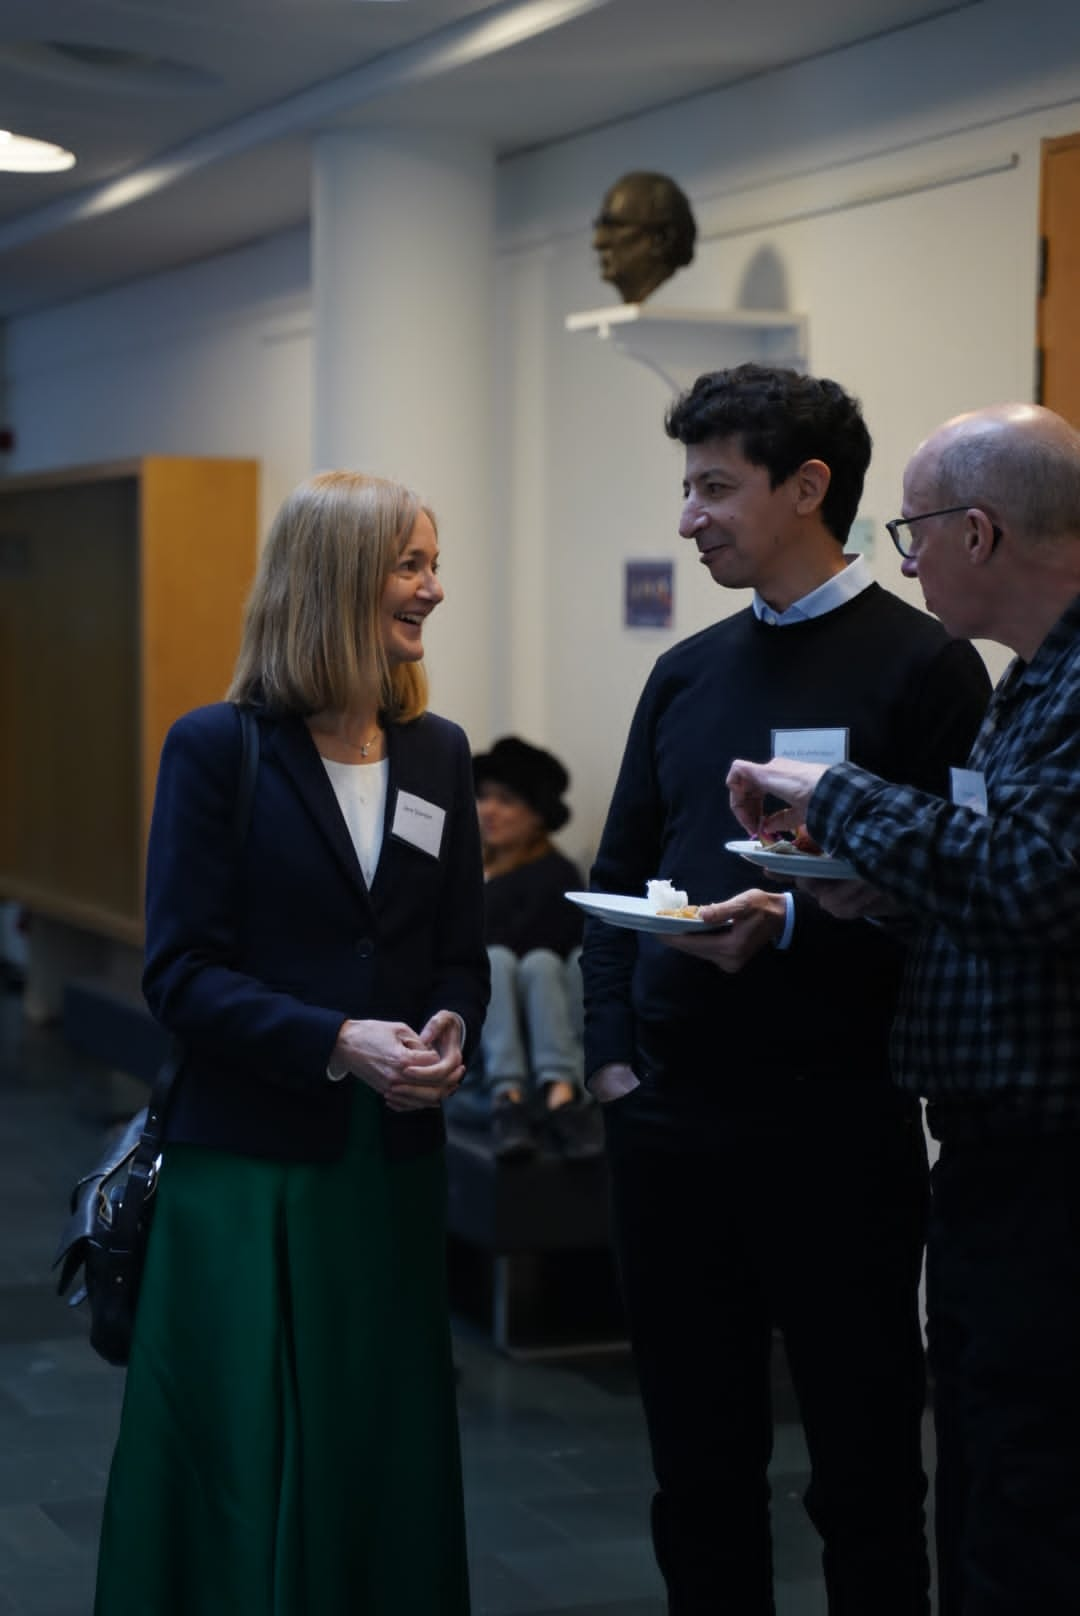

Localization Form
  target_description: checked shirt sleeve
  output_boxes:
[807,734,1080,957]
[810,606,1080,1109]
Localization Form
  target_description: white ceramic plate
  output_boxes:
[725,840,857,881]
[565,891,732,935]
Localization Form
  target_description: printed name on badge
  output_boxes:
[771,728,849,767]
[391,790,446,858]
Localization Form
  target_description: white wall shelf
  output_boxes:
[565,304,808,393]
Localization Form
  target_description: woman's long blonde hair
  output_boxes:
[228,471,432,721]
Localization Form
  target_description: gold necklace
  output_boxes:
[308,715,382,757]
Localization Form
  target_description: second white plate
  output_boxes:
[725,840,857,881]
[565,891,732,934]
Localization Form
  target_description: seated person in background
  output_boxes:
[472,737,600,1162]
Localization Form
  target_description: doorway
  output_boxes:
[1037,133,1080,425]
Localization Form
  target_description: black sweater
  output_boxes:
[583,585,991,1089]
[484,848,584,960]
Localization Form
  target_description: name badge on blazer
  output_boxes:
[391,790,446,858]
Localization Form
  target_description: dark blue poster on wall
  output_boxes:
[624,560,674,629]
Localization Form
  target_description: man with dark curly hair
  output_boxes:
[583,363,991,1613]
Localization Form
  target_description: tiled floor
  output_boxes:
[0,989,934,1615]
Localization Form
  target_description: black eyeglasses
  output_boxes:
[885,505,1003,559]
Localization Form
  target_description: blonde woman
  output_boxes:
[95,472,489,1615]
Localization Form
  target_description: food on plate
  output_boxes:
[645,878,702,920]
[646,877,689,911]
[755,824,824,857]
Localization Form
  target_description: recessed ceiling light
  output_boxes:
[0,130,75,174]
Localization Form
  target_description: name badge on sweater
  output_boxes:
[771,728,849,766]
[391,790,446,858]
[950,768,988,815]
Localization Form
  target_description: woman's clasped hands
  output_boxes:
[333,1011,465,1111]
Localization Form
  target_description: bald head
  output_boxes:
[911,404,1080,548]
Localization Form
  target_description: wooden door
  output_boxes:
[1037,134,1080,425]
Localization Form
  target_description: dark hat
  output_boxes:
[472,736,571,832]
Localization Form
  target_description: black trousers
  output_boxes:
[604,1077,931,1616]
[928,1131,1080,1616]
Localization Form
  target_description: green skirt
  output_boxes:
[95,1088,469,1616]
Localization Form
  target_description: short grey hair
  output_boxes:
[934,420,1080,546]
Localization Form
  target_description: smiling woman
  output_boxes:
[94,468,488,1615]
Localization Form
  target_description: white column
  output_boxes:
[311,130,495,743]
[491,242,553,741]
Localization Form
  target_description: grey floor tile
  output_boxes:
[465,1488,572,1554]
[0,1503,84,1568]
[495,1539,666,1609]
[0,1366,124,1419]
[461,1436,593,1499]
[775,1577,831,1616]
[770,1469,824,1583]
[0,1451,103,1509]
[39,1494,105,1552]
[460,1400,576,1444]
[0,1336,106,1377]
[469,1550,551,1616]
[524,1485,652,1545]
[0,1405,121,1465]
[526,1605,664,1616]
[0,1288,86,1346]
[548,1437,656,1494]
[8,1577,98,1616]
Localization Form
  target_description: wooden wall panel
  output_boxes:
[0,478,139,929]
[138,458,258,867]
[0,457,257,943]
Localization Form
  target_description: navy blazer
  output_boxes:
[143,702,490,1162]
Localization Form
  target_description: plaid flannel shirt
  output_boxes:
[807,593,1080,1132]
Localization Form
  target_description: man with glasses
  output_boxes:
[592,171,697,305]
[725,402,1080,1615]
[583,364,990,1614]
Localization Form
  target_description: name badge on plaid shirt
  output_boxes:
[950,767,988,815]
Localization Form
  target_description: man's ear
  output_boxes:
[965,509,997,563]
[793,458,831,516]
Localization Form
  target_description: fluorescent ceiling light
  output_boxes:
[0,130,75,173]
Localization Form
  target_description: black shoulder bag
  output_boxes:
[53,706,260,1366]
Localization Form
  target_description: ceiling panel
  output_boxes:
[0,0,985,313]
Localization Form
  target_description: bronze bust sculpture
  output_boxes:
[592,171,697,305]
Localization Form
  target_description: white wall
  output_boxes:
[6,228,313,540]
[7,0,1080,863]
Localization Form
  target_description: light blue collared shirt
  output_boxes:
[752,553,873,626]
[749,555,873,947]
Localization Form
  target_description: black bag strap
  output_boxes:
[108,705,261,1256]
[231,705,260,850]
